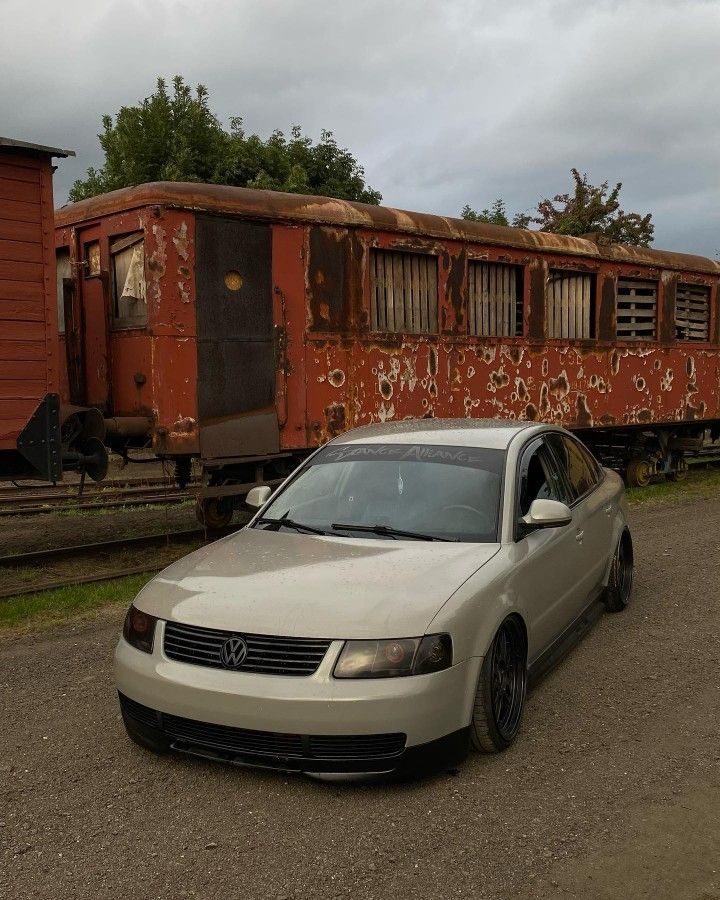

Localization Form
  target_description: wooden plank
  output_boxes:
[0,299,45,321]
[428,257,438,331]
[392,252,405,332]
[0,162,41,184]
[0,198,41,224]
[0,279,44,301]
[0,320,45,341]
[0,398,36,419]
[410,254,421,333]
[0,379,46,399]
[0,340,45,361]
[0,239,43,263]
[0,218,42,243]
[0,178,41,205]
[0,259,43,282]
[468,263,476,335]
[0,359,44,380]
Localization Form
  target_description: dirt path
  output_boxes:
[1,498,719,899]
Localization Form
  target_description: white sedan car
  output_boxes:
[115,420,633,776]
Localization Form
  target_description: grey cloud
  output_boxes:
[1,0,718,254]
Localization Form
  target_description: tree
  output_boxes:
[69,76,381,205]
[533,169,653,246]
[462,169,654,246]
[461,199,531,229]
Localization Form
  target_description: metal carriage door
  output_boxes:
[195,216,279,460]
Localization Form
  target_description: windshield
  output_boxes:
[256,443,504,542]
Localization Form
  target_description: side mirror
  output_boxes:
[246,485,272,509]
[521,498,572,530]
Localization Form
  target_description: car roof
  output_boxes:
[331,418,550,450]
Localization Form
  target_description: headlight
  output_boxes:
[122,604,158,654]
[333,634,452,678]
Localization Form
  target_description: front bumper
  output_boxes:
[114,621,481,771]
[119,692,471,775]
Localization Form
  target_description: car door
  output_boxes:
[546,433,615,610]
[508,436,587,661]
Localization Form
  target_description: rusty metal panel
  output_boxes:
[616,278,658,339]
[306,226,364,332]
[468,261,522,337]
[370,249,437,333]
[195,215,277,458]
[675,283,710,341]
[547,270,593,339]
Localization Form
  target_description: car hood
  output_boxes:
[134,528,501,639]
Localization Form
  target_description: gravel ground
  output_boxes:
[1,497,719,899]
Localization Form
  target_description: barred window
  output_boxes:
[616,278,657,340]
[468,261,523,337]
[675,283,710,341]
[546,270,595,339]
[370,249,438,333]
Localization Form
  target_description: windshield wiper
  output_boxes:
[255,515,328,536]
[331,522,457,542]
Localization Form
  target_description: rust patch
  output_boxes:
[172,221,190,261]
[637,408,652,424]
[515,378,530,402]
[328,368,345,388]
[549,370,570,399]
[428,347,438,377]
[610,349,621,376]
[541,357,549,377]
[539,383,550,415]
[575,394,592,427]
[324,402,347,436]
[379,376,393,400]
[635,376,646,391]
[490,368,510,390]
[524,403,538,421]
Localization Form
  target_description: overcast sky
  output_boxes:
[2,0,719,255]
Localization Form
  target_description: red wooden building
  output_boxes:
[54,182,720,524]
[0,137,96,483]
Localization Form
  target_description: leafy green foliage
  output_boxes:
[462,169,654,246]
[461,199,531,229]
[70,77,381,204]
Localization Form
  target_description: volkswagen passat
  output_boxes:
[115,420,633,776]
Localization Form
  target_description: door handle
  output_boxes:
[575,530,584,543]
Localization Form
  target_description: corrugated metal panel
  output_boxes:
[617,278,657,339]
[370,249,437,333]
[547,271,593,339]
[468,261,522,337]
[675,283,710,341]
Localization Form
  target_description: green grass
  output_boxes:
[0,573,153,632]
[626,465,720,507]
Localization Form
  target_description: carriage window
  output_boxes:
[370,249,437,333]
[111,232,147,327]
[468,261,523,337]
[616,278,657,340]
[55,248,70,334]
[546,270,595,339]
[675,283,710,342]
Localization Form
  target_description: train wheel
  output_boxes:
[196,496,233,529]
[625,456,653,488]
[666,457,688,482]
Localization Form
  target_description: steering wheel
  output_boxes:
[439,504,491,531]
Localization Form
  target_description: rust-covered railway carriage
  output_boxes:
[54,182,720,525]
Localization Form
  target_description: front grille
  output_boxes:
[119,693,160,728]
[163,621,331,676]
[309,734,405,759]
[119,694,406,763]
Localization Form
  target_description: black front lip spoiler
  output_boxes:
[121,708,471,778]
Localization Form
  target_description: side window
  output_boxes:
[518,442,566,518]
[547,434,598,500]
[55,247,70,334]
[370,249,438,334]
[111,233,147,328]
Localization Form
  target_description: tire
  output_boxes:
[604,530,634,613]
[625,456,653,488]
[470,617,527,753]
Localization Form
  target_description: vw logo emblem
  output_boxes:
[219,636,248,669]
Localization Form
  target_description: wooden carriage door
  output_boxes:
[195,216,279,459]
[77,226,110,411]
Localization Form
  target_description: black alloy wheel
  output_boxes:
[604,530,634,612]
[471,617,527,753]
